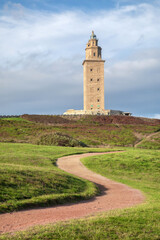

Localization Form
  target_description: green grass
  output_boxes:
[137,140,160,150]
[0,117,159,148]
[1,148,160,239]
[1,117,27,121]
[0,118,37,142]
[137,132,160,150]
[82,149,160,198]
[0,142,117,213]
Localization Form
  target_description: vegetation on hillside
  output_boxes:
[0,115,159,149]
[37,132,87,147]
[136,132,160,150]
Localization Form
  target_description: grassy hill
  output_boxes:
[1,148,160,240]
[0,115,159,149]
[0,142,116,213]
[0,115,160,239]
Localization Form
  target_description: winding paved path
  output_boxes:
[0,152,144,234]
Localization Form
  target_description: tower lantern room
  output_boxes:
[85,31,102,60]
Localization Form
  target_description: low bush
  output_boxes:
[37,132,87,147]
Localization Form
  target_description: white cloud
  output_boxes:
[141,113,160,119]
[153,114,160,119]
[1,3,160,66]
[0,2,160,115]
[106,49,160,92]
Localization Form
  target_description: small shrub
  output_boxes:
[37,132,87,147]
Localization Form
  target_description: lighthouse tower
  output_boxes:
[82,31,105,112]
[63,31,131,116]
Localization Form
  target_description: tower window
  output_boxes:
[90,68,93,71]
[97,88,100,91]
[97,99,100,102]
[93,52,96,56]
[97,78,100,82]
[90,78,93,82]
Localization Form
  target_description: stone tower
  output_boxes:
[63,32,131,116]
[82,31,105,112]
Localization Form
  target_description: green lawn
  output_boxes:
[1,148,159,239]
[137,139,160,150]
[0,142,116,213]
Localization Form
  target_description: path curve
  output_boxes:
[0,152,145,234]
[134,131,160,147]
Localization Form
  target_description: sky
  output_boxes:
[0,0,160,118]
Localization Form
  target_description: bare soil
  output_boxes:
[0,152,145,234]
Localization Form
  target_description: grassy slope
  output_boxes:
[136,132,160,150]
[0,117,160,148]
[1,148,159,239]
[0,142,116,213]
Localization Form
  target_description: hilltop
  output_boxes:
[21,114,160,125]
[0,115,159,149]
